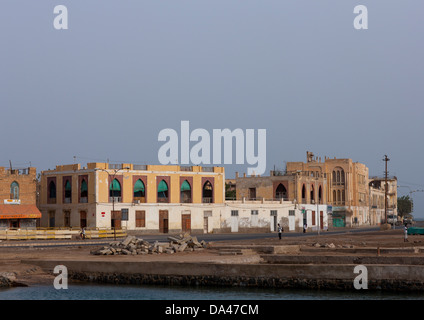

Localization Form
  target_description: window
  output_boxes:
[48,180,57,204]
[202,180,213,203]
[289,210,295,216]
[251,210,259,215]
[270,210,277,216]
[134,179,146,202]
[80,179,88,203]
[275,183,287,200]
[10,181,19,200]
[180,180,191,203]
[109,179,122,201]
[157,180,169,203]
[64,180,71,203]
[231,210,239,216]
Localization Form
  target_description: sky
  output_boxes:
[1,1,423,218]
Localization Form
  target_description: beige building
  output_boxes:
[369,176,398,225]
[286,151,370,227]
[38,163,225,233]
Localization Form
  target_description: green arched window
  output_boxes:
[64,180,72,200]
[109,179,121,197]
[134,179,145,199]
[81,179,88,198]
[157,180,168,202]
[180,180,191,203]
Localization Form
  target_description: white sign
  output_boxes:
[4,199,21,205]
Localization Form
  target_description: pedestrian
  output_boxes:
[80,227,86,240]
[303,223,307,233]
[404,224,408,242]
[278,224,282,240]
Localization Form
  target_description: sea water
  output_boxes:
[0,283,423,300]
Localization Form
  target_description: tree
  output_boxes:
[397,195,413,218]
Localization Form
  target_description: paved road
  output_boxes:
[0,226,382,248]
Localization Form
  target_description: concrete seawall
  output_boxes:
[25,259,424,291]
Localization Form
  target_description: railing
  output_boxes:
[157,198,169,203]
[64,198,71,204]
[201,167,214,172]
[80,197,88,203]
[180,166,193,171]
[0,228,127,240]
[202,197,213,203]
[133,165,147,171]
[109,164,123,170]
[109,196,122,203]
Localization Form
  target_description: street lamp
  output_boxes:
[96,166,130,240]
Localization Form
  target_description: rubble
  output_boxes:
[90,233,209,256]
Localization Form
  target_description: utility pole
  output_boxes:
[383,155,390,224]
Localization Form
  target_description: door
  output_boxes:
[182,214,191,233]
[111,211,121,229]
[159,210,169,233]
[289,214,295,231]
[80,211,87,228]
[203,217,208,234]
[320,211,324,230]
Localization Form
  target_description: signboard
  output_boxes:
[4,199,21,205]
[101,212,106,218]
[327,205,333,213]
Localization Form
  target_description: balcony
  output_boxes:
[80,197,88,203]
[202,197,213,203]
[109,197,122,203]
[64,198,71,204]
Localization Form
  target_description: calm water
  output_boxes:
[0,283,423,300]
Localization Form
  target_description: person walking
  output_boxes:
[404,224,409,242]
[278,224,282,240]
[303,223,307,233]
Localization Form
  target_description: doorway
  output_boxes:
[159,210,169,233]
[181,214,191,233]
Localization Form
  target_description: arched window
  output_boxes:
[10,181,19,200]
[332,171,336,184]
[341,190,345,204]
[301,184,306,203]
[318,185,322,204]
[109,179,121,199]
[157,180,169,203]
[275,183,287,200]
[310,184,315,203]
[49,181,56,199]
[81,179,88,198]
[337,171,341,183]
[333,190,336,203]
[180,180,192,203]
[134,179,145,202]
[202,181,213,203]
[337,190,341,203]
[64,180,72,202]
[340,169,345,184]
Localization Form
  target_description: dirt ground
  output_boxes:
[1,226,423,286]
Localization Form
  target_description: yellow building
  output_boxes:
[38,163,225,233]
[286,151,370,227]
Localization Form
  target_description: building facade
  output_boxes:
[0,166,41,229]
[286,151,370,227]
[38,163,226,233]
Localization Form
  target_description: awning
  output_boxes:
[0,204,42,219]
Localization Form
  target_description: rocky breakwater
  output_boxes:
[90,233,209,256]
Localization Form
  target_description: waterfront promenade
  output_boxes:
[1,225,424,291]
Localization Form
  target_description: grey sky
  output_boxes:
[1,1,423,217]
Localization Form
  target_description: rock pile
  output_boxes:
[91,233,208,256]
